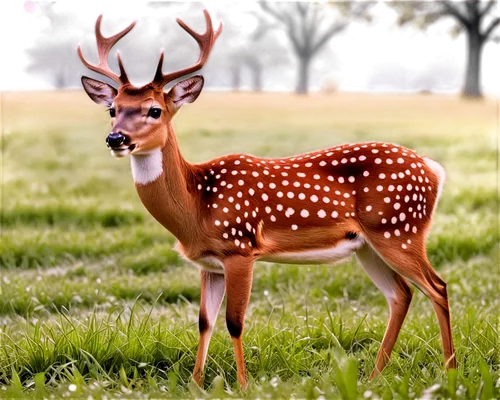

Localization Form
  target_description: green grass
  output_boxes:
[0,91,498,398]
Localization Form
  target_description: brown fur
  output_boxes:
[79,11,455,389]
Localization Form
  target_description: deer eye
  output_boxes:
[109,107,116,118]
[148,108,162,119]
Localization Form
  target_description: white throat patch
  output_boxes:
[130,148,163,185]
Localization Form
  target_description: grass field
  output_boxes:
[0,90,498,398]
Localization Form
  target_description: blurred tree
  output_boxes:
[216,1,266,90]
[332,0,500,97]
[217,0,377,94]
[211,6,289,92]
[281,0,377,94]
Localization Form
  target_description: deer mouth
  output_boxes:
[110,144,136,158]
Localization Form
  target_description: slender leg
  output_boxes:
[364,234,456,372]
[356,244,413,380]
[426,270,456,369]
[192,270,225,387]
[223,255,254,390]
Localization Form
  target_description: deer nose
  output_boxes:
[106,132,126,148]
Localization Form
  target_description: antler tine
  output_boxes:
[154,50,166,83]
[153,9,223,88]
[116,51,129,83]
[78,15,136,85]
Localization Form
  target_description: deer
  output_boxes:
[78,10,456,389]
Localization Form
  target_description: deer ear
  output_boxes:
[167,75,204,110]
[81,76,118,106]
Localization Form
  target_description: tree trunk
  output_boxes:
[248,60,264,90]
[463,2,500,97]
[462,3,488,97]
[54,70,66,89]
[462,30,483,97]
[231,65,241,92]
[296,56,311,95]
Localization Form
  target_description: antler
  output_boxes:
[78,15,136,85]
[152,9,223,88]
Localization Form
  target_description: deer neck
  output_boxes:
[131,122,200,247]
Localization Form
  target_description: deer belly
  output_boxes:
[259,235,365,265]
[192,256,226,274]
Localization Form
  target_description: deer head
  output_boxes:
[79,10,222,158]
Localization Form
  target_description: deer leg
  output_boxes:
[223,255,254,390]
[364,234,456,372]
[193,270,225,387]
[356,244,413,380]
[423,266,456,369]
